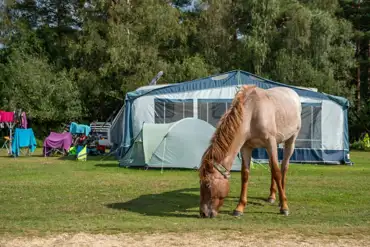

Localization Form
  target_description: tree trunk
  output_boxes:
[356,39,361,112]
[357,66,361,111]
[368,40,370,99]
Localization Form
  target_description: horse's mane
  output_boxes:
[199,85,254,181]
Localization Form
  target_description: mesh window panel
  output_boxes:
[198,102,208,123]
[155,100,165,123]
[311,105,322,149]
[184,102,194,118]
[209,102,227,127]
[197,100,232,127]
[296,104,322,149]
[155,100,194,124]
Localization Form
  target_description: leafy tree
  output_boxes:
[0,0,368,141]
[0,48,82,122]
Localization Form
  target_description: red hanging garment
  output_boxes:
[0,111,14,123]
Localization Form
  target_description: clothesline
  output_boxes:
[0,110,27,128]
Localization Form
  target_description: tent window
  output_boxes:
[154,99,194,124]
[295,103,322,149]
[198,100,232,127]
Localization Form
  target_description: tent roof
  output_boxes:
[126,70,349,108]
[134,84,170,93]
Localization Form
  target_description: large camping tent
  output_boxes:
[111,70,351,170]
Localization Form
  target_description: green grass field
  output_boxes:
[0,149,369,238]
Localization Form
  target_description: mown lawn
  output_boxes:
[0,149,369,237]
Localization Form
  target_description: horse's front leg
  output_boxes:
[233,145,252,217]
[267,163,277,204]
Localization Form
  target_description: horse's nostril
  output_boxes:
[200,212,206,218]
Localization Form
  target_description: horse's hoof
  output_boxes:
[267,198,275,204]
[280,209,289,216]
[232,210,243,217]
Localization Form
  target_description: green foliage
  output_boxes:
[351,133,370,151]
[0,48,82,122]
[0,0,368,140]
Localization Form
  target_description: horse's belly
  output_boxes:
[246,138,268,148]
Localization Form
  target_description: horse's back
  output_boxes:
[267,87,301,110]
[266,87,302,141]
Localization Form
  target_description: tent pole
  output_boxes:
[161,137,166,174]
[5,122,13,156]
[237,70,241,85]
[9,124,12,155]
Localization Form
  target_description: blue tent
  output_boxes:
[111,70,351,169]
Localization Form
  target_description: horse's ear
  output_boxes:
[242,85,257,92]
[240,85,257,103]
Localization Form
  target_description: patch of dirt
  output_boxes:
[1,232,369,247]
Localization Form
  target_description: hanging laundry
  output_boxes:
[21,112,28,129]
[11,128,37,157]
[0,111,14,123]
[69,122,91,136]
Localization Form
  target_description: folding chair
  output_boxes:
[19,146,32,156]
[43,147,65,157]
[1,136,10,154]
[43,132,73,157]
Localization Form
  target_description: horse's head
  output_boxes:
[199,159,230,218]
[198,87,247,218]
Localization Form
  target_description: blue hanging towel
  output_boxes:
[69,122,91,136]
[11,128,37,157]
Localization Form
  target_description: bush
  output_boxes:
[350,133,370,151]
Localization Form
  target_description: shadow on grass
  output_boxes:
[95,163,200,172]
[0,152,44,159]
[105,188,275,218]
[106,188,199,218]
[57,154,117,162]
[95,163,119,168]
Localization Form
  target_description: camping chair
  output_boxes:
[43,132,72,157]
[19,147,31,156]
[1,136,10,154]
[43,146,66,157]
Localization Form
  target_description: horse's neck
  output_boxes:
[220,132,249,171]
[215,98,252,171]
[220,151,239,171]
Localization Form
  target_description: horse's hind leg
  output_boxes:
[281,133,298,191]
[266,137,289,216]
[267,134,297,206]
[233,145,252,217]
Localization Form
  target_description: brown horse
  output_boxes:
[199,85,302,218]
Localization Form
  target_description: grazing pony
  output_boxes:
[199,85,302,218]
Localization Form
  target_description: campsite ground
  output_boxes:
[0,150,370,246]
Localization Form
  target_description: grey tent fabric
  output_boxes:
[109,105,125,153]
[120,118,242,170]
